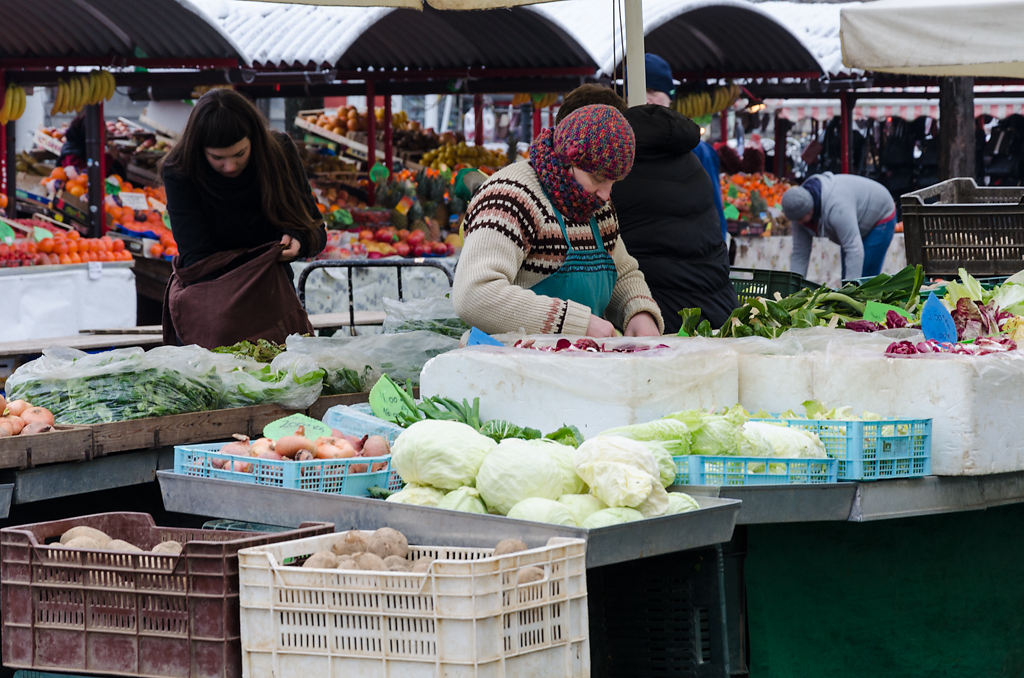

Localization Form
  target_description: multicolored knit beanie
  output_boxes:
[554,104,635,181]
[529,104,635,223]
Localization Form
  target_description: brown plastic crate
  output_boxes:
[901,178,1024,277]
[0,512,333,678]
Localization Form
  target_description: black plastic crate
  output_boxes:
[729,267,814,303]
[901,178,1024,277]
[588,546,728,678]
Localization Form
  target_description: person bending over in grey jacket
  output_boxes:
[782,172,897,281]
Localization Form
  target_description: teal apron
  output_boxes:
[530,202,618,317]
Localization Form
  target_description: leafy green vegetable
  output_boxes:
[681,265,925,339]
[544,424,584,448]
[212,338,286,363]
[393,317,470,339]
[478,419,542,442]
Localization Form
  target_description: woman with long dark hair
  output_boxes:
[160,88,326,348]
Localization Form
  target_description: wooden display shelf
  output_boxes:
[295,112,384,163]
[0,426,94,471]
[87,403,295,456]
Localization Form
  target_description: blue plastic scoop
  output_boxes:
[920,292,958,344]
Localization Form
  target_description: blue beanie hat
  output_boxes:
[645,53,676,98]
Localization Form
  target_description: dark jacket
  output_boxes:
[162,131,326,270]
[612,105,739,333]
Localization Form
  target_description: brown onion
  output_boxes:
[4,399,30,417]
[276,435,315,459]
[20,407,54,427]
[21,422,54,435]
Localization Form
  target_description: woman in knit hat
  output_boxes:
[782,172,896,281]
[452,104,663,337]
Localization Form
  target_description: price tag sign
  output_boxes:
[33,226,52,242]
[0,222,14,245]
[466,327,504,347]
[920,292,958,344]
[263,413,332,440]
[87,261,103,280]
[394,195,414,216]
[369,376,417,423]
[148,197,167,213]
[726,183,739,199]
[723,204,740,221]
[863,301,914,324]
[119,191,150,210]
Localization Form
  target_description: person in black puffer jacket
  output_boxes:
[611,104,739,333]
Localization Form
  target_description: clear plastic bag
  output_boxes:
[381,294,469,339]
[6,345,325,423]
[6,346,224,424]
[277,331,459,394]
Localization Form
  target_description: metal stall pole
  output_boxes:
[840,92,852,174]
[473,93,483,146]
[383,92,393,173]
[366,79,376,206]
[84,102,106,237]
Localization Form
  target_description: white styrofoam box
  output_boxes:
[0,263,136,341]
[730,328,1024,476]
[237,532,588,678]
[420,336,739,438]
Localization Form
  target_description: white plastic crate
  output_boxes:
[237,532,589,678]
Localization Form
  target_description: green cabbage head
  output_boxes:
[476,438,581,515]
[436,486,487,514]
[391,420,496,489]
[385,483,447,506]
[582,507,644,528]
[665,492,701,514]
[558,493,606,525]
[506,497,577,526]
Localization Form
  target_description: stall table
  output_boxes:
[732,232,908,288]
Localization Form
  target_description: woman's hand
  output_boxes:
[278,234,301,262]
[586,314,617,338]
[624,312,661,337]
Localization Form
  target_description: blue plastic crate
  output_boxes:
[673,455,838,486]
[173,443,390,495]
[752,418,932,481]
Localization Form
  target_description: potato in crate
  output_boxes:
[0,513,333,678]
[237,529,589,678]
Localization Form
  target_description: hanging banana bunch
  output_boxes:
[674,83,742,120]
[50,69,116,116]
[0,84,27,125]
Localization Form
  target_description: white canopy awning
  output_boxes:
[840,0,1024,78]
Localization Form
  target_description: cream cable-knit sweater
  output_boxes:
[451,161,664,336]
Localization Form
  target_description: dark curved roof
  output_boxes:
[640,4,823,77]
[336,6,596,73]
[0,0,242,64]
[606,2,823,78]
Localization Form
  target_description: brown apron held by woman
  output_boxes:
[162,240,313,349]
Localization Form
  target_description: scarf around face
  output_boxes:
[529,127,605,223]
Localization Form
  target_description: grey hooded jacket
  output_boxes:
[790,172,895,280]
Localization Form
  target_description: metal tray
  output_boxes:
[157,471,740,568]
[677,483,857,524]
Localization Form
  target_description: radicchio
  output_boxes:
[845,320,884,333]
[952,298,1001,340]
[512,337,670,353]
[885,310,909,329]
[885,336,1018,357]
